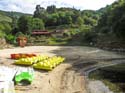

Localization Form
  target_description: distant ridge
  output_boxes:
[0,10,32,18]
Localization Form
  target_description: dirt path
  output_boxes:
[0,46,124,93]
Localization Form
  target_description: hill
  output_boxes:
[0,10,32,23]
[0,13,12,23]
[0,10,32,19]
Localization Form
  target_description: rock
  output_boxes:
[0,38,6,45]
[87,80,113,93]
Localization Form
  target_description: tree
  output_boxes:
[11,16,18,35]
[0,30,5,38]
[34,5,45,18]
[33,5,47,22]
[18,16,32,34]
[71,10,80,24]
[31,18,45,30]
[83,16,97,26]
[77,17,84,26]
[0,22,12,34]
[96,0,125,40]
[47,5,56,13]
[113,16,125,40]
[3,22,12,34]
[58,12,65,25]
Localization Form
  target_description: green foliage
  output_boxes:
[0,10,32,19]
[80,25,92,32]
[113,15,125,40]
[45,13,59,26]
[0,22,12,35]
[45,11,73,27]
[96,0,125,41]
[31,18,45,30]
[0,14,12,22]
[0,4,103,45]
[82,31,97,43]
[80,25,95,43]
[3,22,12,34]
[11,16,18,35]
[17,15,45,35]
[83,16,97,26]
[33,5,47,22]
[0,30,5,38]
[0,23,5,30]
[5,34,16,44]
[77,17,84,26]
[47,5,56,13]
[81,10,99,26]
[11,16,18,29]
[18,15,31,34]
[15,32,25,37]
[18,16,44,34]
[0,12,12,38]
[0,1,124,46]
[33,5,99,28]
[47,37,68,45]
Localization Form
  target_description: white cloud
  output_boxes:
[0,0,117,14]
[7,4,21,11]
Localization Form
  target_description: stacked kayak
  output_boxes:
[33,56,65,70]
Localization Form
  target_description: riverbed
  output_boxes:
[0,46,125,93]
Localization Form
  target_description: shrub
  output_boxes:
[5,34,16,44]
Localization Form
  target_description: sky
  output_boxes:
[0,0,117,14]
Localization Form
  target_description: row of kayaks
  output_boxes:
[14,55,65,71]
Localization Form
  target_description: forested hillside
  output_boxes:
[0,0,124,48]
[0,10,32,18]
[95,0,125,48]
[0,13,12,22]
[0,12,12,38]
[0,10,32,45]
